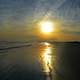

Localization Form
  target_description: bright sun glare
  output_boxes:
[40,21,54,33]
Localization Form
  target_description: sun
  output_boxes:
[40,21,54,33]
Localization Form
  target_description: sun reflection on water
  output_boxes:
[43,46,52,73]
[39,42,56,76]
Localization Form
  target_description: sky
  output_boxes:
[0,0,80,41]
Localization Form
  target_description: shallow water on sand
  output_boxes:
[0,42,80,80]
[0,42,56,80]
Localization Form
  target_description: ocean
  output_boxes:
[0,41,80,80]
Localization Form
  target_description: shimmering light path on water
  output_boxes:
[39,42,56,80]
